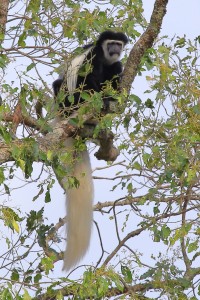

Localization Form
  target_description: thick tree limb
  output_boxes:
[0,119,76,164]
[0,117,119,163]
[0,0,9,44]
[121,0,169,94]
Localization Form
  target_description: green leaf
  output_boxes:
[12,219,20,233]
[188,241,198,253]
[0,126,13,143]
[47,150,54,161]
[121,265,132,283]
[145,98,154,109]
[174,37,186,48]
[161,225,171,240]
[0,167,5,184]
[45,189,51,203]
[1,207,21,232]
[18,32,26,47]
[41,257,54,275]
[34,273,42,284]
[26,63,36,72]
[0,54,9,68]
[133,161,142,171]
[27,0,40,13]
[26,208,44,232]
[17,159,25,172]
[143,153,151,164]
[153,206,160,215]
[110,275,123,292]
[129,94,142,105]
[33,186,44,201]
[4,184,10,195]
[96,276,109,297]
[140,268,155,280]
[23,289,32,300]
[56,291,64,300]
[1,288,13,300]
[11,269,19,281]
[170,224,192,246]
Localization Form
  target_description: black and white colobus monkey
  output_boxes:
[53,30,128,271]
[53,30,128,113]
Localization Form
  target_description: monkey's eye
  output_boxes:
[116,42,123,47]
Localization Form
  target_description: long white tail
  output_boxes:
[61,138,93,271]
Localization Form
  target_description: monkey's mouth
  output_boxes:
[109,52,120,56]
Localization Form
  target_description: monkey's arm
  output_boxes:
[52,78,64,96]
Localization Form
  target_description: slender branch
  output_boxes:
[102,205,200,267]
[94,195,200,211]
[2,112,48,133]
[181,188,192,271]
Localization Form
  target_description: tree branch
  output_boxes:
[0,116,119,164]
[121,0,169,94]
[0,0,9,45]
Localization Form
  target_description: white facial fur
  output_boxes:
[102,39,124,64]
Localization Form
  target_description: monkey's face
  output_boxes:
[102,40,124,64]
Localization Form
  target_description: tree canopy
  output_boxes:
[0,0,200,299]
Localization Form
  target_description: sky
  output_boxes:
[144,0,200,38]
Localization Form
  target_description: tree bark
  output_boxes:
[0,0,9,44]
